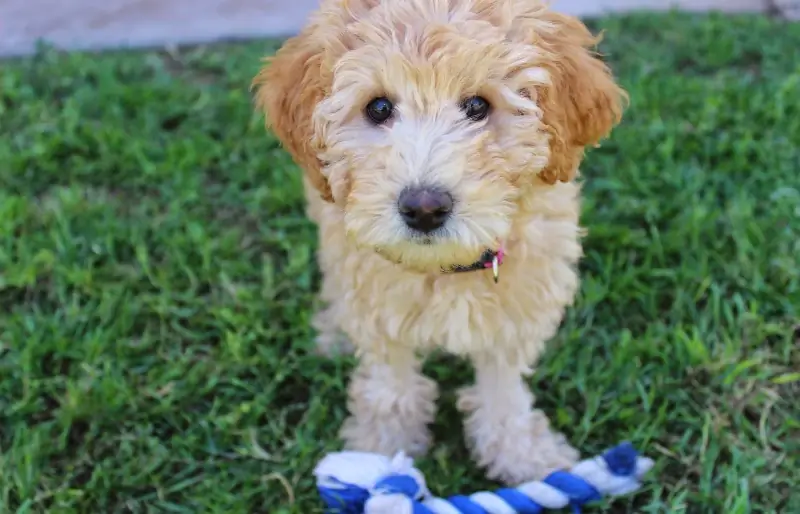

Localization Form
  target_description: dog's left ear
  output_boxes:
[252,29,334,202]
[516,11,627,184]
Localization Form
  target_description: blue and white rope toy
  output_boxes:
[315,442,653,513]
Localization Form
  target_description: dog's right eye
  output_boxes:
[461,96,491,121]
[365,97,394,124]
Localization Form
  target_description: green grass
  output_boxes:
[1,11,798,514]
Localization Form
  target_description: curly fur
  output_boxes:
[253,0,626,485]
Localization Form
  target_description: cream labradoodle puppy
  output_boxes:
[253,0,625,485]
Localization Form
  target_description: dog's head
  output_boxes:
[254,0,625,272]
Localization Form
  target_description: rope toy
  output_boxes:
[315,442,654,513]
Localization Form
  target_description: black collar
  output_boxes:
[373,247,505,283]
[443,248,504,282]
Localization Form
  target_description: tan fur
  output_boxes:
[253,0,625,484]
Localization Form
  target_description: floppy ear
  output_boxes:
[252,32,334,202]
[522,12,627,184]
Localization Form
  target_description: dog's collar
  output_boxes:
[442,247,505,283]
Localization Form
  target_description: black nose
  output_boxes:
[397,186,454,233]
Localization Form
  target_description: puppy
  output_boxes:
[253,0,625,484]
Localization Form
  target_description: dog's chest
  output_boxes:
[341,258,577,358]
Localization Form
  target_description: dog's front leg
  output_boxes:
[458,353,579,485]
[340,345,438,457]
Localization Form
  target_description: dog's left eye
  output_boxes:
[365,97,394,124]
[461,96,491,121]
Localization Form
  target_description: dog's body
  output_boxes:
[255,0,625,484]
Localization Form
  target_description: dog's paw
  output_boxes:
[340,412,432,457]
[477,416,579,485]
[340,365,438,457]
[459,385,579,485]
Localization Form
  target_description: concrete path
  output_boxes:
[0,0,787,57]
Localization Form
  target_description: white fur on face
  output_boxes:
[312,30,551,271]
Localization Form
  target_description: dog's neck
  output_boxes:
[371,243,506,283]
[441,246,505,283]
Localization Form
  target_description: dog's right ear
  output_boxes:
[515,10,627,185]
[252,32,334,202]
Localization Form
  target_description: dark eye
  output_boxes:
[365,97,393,124]
[461,96,491,121]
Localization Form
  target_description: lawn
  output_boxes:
[1,10,798,514]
